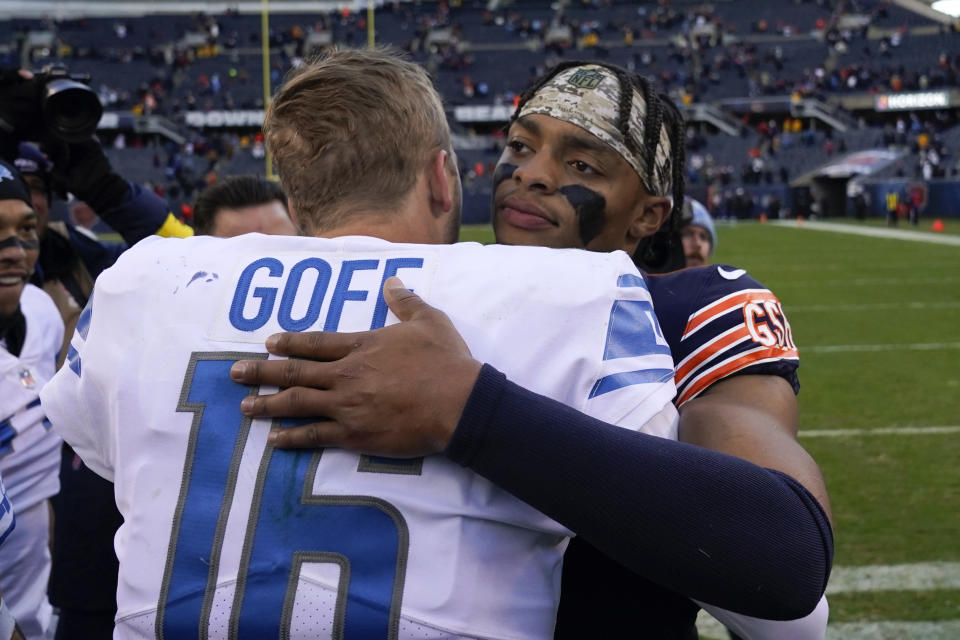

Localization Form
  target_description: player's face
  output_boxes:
[681,224,712,267]
[492,114,655,253]
[211,201,299,238]
[0,199,39,316]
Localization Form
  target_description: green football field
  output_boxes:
[461,220,960,636]
[96,221,958,634]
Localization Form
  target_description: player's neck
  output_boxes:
[311,182,448,245]
[314,219,444,244]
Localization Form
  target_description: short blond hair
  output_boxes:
[263,47,451,233]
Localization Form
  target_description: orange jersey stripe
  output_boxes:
[676,347,800,405]
[683,289,779,339]
[675,326,751,386]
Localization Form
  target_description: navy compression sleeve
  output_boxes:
[445,365,833,621]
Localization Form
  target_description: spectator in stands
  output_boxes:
[680,197,717,267]
[192,175,297,237]
[0,159,63,640]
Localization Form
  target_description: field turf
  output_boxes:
[93,221,957,632]
[460,219,960,632]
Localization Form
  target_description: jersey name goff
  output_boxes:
[227,255,428,335]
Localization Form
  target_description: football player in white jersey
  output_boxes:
[0,159,64,640]
[231,61,833,638]
[40,49,679,640]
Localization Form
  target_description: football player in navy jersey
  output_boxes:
[231,60,833,636]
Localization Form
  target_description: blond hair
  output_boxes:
[263,47,452,233]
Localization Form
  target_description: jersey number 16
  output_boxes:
[157,352,409,639]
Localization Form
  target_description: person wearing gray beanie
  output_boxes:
[681,197,717,267]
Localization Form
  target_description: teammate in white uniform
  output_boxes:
[0,160,64,640]
[40,50,678,639]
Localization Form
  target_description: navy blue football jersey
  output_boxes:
[555,264,805,639]
[646,264,800,403]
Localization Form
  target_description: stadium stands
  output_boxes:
[5,0,959,221]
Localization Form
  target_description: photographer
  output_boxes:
[2,66,193,640]
[3,68,194,360]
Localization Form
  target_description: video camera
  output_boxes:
[0,64,103,146]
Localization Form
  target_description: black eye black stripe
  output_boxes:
[0,235,38,251]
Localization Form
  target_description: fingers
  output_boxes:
[264,330,360,359]
[231,357,336,389]
[383,276,435,322]
[239,386,334,419]
[268,420,349,450]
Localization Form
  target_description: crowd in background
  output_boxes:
[2,0,956,220]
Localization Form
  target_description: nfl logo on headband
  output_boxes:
[567,69,605,90]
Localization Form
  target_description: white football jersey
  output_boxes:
[42,234,678,640]
[0,283,64,512]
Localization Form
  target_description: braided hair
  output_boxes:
[511,60,688,272]
[635,90,689,273]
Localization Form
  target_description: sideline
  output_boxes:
[805,342,960,354]
[787,301,960,312]
[826,562,960,594]
[769,220,960,246]
[698,562,960,639]
[697,616,960,640]
[799,425,960,437]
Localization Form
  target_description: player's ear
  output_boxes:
[426,149,453,216]
[627,195,671,251]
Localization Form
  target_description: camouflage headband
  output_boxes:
[517,65,673,198]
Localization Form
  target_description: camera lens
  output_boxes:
[42,79,103,142]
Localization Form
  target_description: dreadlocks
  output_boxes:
[635,90,689,273]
